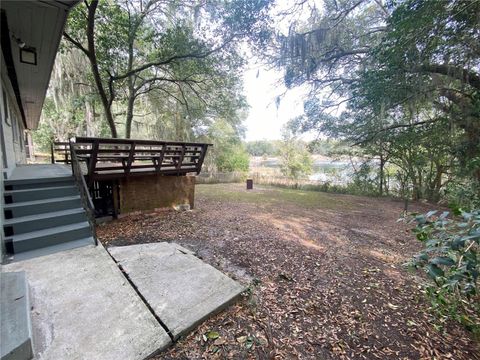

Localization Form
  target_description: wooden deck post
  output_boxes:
[87,140,99,187]
[156,144,166,173]
[125,142,136,175]
[50,142,55,163]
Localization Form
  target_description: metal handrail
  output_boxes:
[69,139,98,246]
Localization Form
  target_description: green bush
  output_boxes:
[408,210,480,336]
[215,147,250,172]
[444,181,480,212]
[279,142,313,179]
[348,162,379,196]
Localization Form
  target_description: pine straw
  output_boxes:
[98,184,479,359]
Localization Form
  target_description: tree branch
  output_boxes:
[312,77,356,85]
[134,76,203,93]
[63,32,90,57]
[373,0,390,18]
[111,35,235,81]
[353,119,439,146]
[417,64,480,91]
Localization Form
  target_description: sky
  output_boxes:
[242,63,309,141]
[241,0,323,142]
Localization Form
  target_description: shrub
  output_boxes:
[279,142,313,179]
[215,147,250,172]
[408,209,480,335]
[444,181,480,212]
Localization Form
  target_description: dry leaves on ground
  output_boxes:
[98,184,479,359]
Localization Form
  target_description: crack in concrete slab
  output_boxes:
[105,250,175,344]
[108,242,245,341]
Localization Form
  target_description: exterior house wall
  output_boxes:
[118,175,195,214]
[0,162,4,261]
[1,1,78,263]
[1,61,26,179]
[1,55,26,262]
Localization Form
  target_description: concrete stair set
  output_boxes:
[3,176,94,256]
[2,175,94,360]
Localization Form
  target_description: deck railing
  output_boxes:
[73,137,211,185]
[51,141,70,164]
[69,140,98,245]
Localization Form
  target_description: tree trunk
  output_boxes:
[432,165,443,202]
[175,101,182,141]
[124,26,137,139]
[410,170,420,200]
[379,153,384,195]
[462,118,480,185]
[85,100,95,137]
[125,84,135,138]
[86,0,117,138]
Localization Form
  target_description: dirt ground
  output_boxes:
[98,183,479,359]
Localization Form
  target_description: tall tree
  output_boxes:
[271,0,480,199]
[357,0,480,182]
[63,0,272,138]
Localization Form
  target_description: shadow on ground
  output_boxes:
[98,183,479,360]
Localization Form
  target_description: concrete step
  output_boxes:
[4,176,74,190]
[6,222,91,253]
[0,271,33,360]
[3,196,82,218]
[10,237,96,262]
[4,185,78,203]
[3,208,88,236]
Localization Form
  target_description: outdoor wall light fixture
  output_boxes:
[19,47,37,65]
[12,34,25,48]
[12,35,37,65]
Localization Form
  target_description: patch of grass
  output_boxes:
[196,183,354,210]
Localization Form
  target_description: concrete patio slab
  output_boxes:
[9,164,72,180]
[2,244,171,360]
[108,242,245,340]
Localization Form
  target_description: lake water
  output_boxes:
[250,156,355,185]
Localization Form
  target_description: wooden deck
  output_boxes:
[52,137,211,185]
